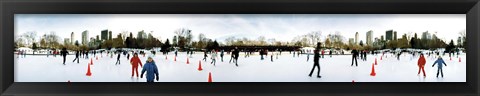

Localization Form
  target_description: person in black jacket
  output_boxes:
[61,48,69,65]
[308,42,322,78]
[72,50,80,64]
[116,52,121,65]
[233,47,240,67]
[351,49,359,67]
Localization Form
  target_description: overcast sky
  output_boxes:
[15,14,465,44]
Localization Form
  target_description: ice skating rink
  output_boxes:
[15,52,466,82]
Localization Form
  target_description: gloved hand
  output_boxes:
[140,75,143,78]
[156,76,159,81]
[432,65,434,67]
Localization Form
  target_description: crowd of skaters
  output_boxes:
[17,42,464,82]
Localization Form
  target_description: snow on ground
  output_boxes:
[15,52,466,82]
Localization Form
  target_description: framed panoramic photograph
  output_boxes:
[1,0,478,96]
[14,14,466,82]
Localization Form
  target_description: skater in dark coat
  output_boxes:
[351,49,359,66]
[220,50,224,62]
[127,52,130,60]
[141,57,159,82]
[203,50,208,62]
[329,49,332,58]
[116,52,121,65]
[233,47,240,66]
[308,42,322,78]
[432,56,447,78]
[271,52,274,62]
[72,50,80,64]
[60,48,69,65]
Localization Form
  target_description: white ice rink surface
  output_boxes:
[15,52,466,82]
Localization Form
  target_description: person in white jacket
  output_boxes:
[210,49,218,66]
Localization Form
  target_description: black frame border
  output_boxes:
[1,0,479,96]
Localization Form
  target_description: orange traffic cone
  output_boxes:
[174,56,176,61]
[208,72,212,82]
[198,61,203,71]
[186,58,190,64]
[375,58,377,65]
[90,58,93,65]
[86,63,92,76]
[370,63,376,76]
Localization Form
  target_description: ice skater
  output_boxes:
[417,54,426,77]
[72,50,80,64]
[140,57,159,82]
[60,48,68,65]
[127,52,130,60]
[229,50,235,64]
[220,50,224,62]
[116,52,121,65]
[130,53,143,78]
[203,50,208,62]
[308,42,322,78]
[233,47,240,67]
[329,49,332,58]
[271,52,274,62]
[321,49,324,58]
[351,49,359,67]
[210,49,217,66]
[175,50,178,57]
[432,56,447,78]
[307,53,310,62]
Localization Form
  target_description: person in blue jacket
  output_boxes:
[432,56,447,78]
[141,57,159,82]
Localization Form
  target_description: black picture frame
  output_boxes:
[1,0,478,96]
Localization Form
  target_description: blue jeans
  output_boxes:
[147,79,154,82]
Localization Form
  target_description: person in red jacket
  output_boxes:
[130,53,143,78]
[417,53,426,77]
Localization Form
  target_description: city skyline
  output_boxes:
[15,14,466,45]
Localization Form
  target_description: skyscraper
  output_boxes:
[422,31,432,40]
[366,30,373,46]
[386,30,393,41]
[82,30,89,45]
[101,29,108,41]
[393,31,397,40]
[137,30,147,39]
[355,32,359,44]
[109,31,112,40]
[349,38,355,45]
[70,32,74,44]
